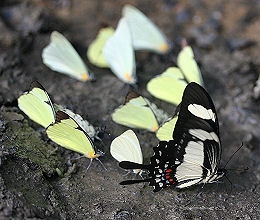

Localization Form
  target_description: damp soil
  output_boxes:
[0,0,260,219]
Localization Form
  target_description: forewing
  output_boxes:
[18,81,55,128]
[87,27,114,68]
[110,130,143,164]
[42,31,91,81]
[103,18,136,84]
[156,116,177,141]
[46,111,96,157]
[112,96,159,132]
[177,46,203,84]
[147,67,187,105]
[55,104,96,139]
[122,5,169,53]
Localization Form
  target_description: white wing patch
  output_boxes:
[188,104,216,122]
[175,141,205,187]
[184,141,204,165]
[189,129,219,143]
[176,179,202,188]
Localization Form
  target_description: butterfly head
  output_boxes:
[87,148,105,159]
[133,168,142,175]
[209,168,227,183]
[124,72,136,84]
[160,43,170,53]
[216,168,227,180]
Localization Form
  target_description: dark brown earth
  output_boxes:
[0,0,259,219]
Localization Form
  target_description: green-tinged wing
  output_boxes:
[122,5,170,53]
[177,46,203,84]
[112,96,159,132]
[46,111,99,158]
[144,99,169,125]
[103,18,136,84]
[54,104,96,139]
[156,116,178,141]
[147,67,187,105]
[18,81,55,128]
[42,31,92,81]
[87,27,114,68]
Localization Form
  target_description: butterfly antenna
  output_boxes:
[226,167,249,172]
[223,142,244,169]
[95,157,107,171]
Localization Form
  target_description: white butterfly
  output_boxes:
[110,130,143,174]
[123,4,170,54]
[42,31,93,81]
[103,18,136,84]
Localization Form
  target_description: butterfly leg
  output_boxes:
[95,157,107,171]
[122,170,132,176]
[86,158,93,172]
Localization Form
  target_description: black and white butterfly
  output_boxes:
[119,82,227,192]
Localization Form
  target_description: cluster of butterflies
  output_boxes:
[18,81,105,169]
[42,5,171,84]
[17,4,227,192]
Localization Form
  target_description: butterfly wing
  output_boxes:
[156,116,178,141]
[151,82,221,190]
[46,111,100,158]
[18,81,55,128]
[103,18,136,84]
[177,46,203,84]
[42,31,92,81]
[110,130,143,173]
[112,96,159,132]
[55,104,96,139]
[87,27,114,68]
[122,5,170,53]
[147,67,187,105]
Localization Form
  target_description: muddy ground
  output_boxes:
[0,0,259,219]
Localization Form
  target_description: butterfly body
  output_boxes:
[119,82,226,192]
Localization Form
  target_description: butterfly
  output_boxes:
[87,26,115,68]
[110,130,143,174]
[112,92,169,133]
[42,31,93,81]
[18,81,97,139]
[46,111,104,170]
[18,81,56,128]
[147,44,203,105]
[122,4,170,54]
[103,18,136,84]
[119,82,226,192]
